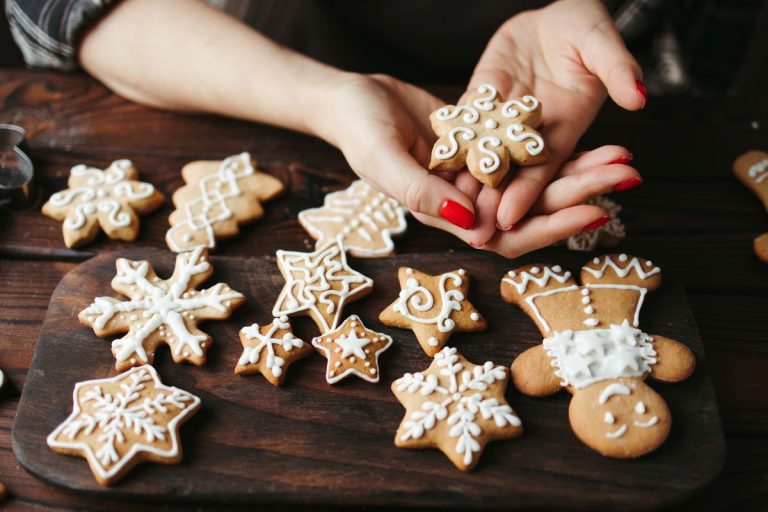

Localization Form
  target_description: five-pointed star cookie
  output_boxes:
[79,246,245,372]
[272,239,374,333]
[235,315,313,386]
[392,347,522,471]
[47,365,201,486]
[312,315,393,384]
[429,83,548,187]
[379,267,487,357]
[42,159,165,248]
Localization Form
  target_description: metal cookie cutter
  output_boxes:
[0,124,37,208]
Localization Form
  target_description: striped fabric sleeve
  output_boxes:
[5,0,116,71]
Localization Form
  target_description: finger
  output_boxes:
[454,171,483,203]
[466,184,505,248]
[558,145,633,177]
[496,162,557,230]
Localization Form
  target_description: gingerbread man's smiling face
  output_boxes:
[569,378,671,458]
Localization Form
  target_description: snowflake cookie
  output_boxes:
[501,254,696,458]
[429,83,548,188]
[298,180,408,258]
[379,267,487,357]
[733,150,768,262]
[312,315,392,384]
[392,346,522,471]
[42,159,164,248]
[47,365,200,486]
[565,196,625,251]
[166,152,284,252]
[235,315,313,386]
[273,239,373,333]
[79,246,245,372]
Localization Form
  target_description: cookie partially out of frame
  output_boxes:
[733,150,768,262]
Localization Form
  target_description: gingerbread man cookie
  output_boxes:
[79,246,245,372]
[392,346,522,471]
[42,160,164,248]
[47,365,200,486]
[298,180,408,258]
[565,196,625,251]
[429,84,548,188]
[501,255,695,458]
[166,152,284,252]
[733,150,768,262]
[379,267,487,357]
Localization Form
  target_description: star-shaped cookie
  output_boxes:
[392,346,522,471]
[235,315,313,386]
[379,267,487,357]
[312,315,393,384]
[272,240,374,333]
[47,365,201,486]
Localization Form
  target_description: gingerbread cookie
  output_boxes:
[379,267,486,357]
[79,246,245,372]
[298,180,408,258]
[166,152,284,252]
[565,196,625,251]
[312,315,392,384]
[47,365,200,486]
[392,346,522,471]
[501,254,695,458]
[273,240,374,333]
[733,150,768,262]
[42,160,164,248]
[429,84,548,188]
[235,315,313,386]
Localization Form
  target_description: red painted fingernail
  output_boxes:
[440,200,474,230]
[636,80,647,108]
[613,177,643,191]
[582,215,610,232]
[609,154,633,165]
[496,222,514,231]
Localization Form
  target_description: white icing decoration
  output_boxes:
[435,104,480,124]
[566,196,625,251]
[748,158,768,183]
[238,316,304,378]
[501,95,539,118]
[394,271,464,333]
[472,84,498,111]
[598,382,632,404]
[470,312,480,321]
[635,401,646,414]
[603,412,615,424]
[582,255,660,280]
[502,265,572,294]
[634,416,659,428]
[484,119,498,130]
[434,127,476,160]
[606,424,628,439]
[476,136,502,174]
[506,123,545,156]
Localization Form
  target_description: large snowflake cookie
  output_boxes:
[429,83,548,188]
[501,254,695,458]
[235,315,313,386]
[42,159,164,248]
[273,239,373,333]
[79,246,245,372]
[312,315,392,384]
[392,346,522,471]
[166,152,284,252]
[47,365,200,486]
[733,150,768,262]
[565,196,625,251]
[379,267,487,357]
[298,180,408,258]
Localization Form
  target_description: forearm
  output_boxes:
[78,0,344,135]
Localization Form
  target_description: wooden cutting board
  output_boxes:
[12,249,725,510]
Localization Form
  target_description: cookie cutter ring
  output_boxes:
[0,124,37,209]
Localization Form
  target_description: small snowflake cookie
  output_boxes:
[564,196,625,251]
[47,365,201,486]
[733,150,768,262]
[298,180,408,258]
[429,83,548,188]
[392,346,522,471]
[312,315,392,384]
[42,160,164,248]
[235,315,313,386]
[379,267,487,357]
[501,254,696,458]
[166,152,284,252]
[79,246,245,372]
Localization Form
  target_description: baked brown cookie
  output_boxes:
[564,196,625,251]
[733,150,768,262]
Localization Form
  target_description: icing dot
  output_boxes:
[593,257,600,264]
[329,371,335,376]
[583,306,594,314]
[351,321,358,327]
[619,254,628,262]
[335,347,341,353]
[508,271,517,278]
[635,401,646,414]
[201,342,206,348]
[364,349,370,354]
[552,265,562,272]
[604,412,615,424]
[279,315,288,322]
[530,266,540,274]
[581,289,590,296]
[427,337,439,347]
[335,361,341,368]
[364,361,371,367]
[484,119,498,129]
[130,358,136,364]
[406,268,414,274]
[646,260,653,267]
[581,297,590,304]
[458,269,466,276]
[350,357,356,363]
[370,369,377,374]
[583,318,599,327]
[470,312,480,321]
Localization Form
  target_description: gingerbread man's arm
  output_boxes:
[510,345,561,397]
[649,335,695,383]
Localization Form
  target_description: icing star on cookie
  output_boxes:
[312,315,392,384]
[47,365,200,486]
[392,347,522,471]
[42,159,165,248]
[273,239,373,333]
[235,315,313,386]
[429,84,548,188]
[79,246,245,372]
[379,267,487,357]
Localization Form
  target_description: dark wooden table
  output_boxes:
[0,69,766,511]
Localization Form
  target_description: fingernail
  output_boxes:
[496,222,514,231]
[582,215,610,232]
[636,80,647,108]
[440,200,474,230]
[609,154,633,165]
[612,177,643,191]
[469,241,485,249]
